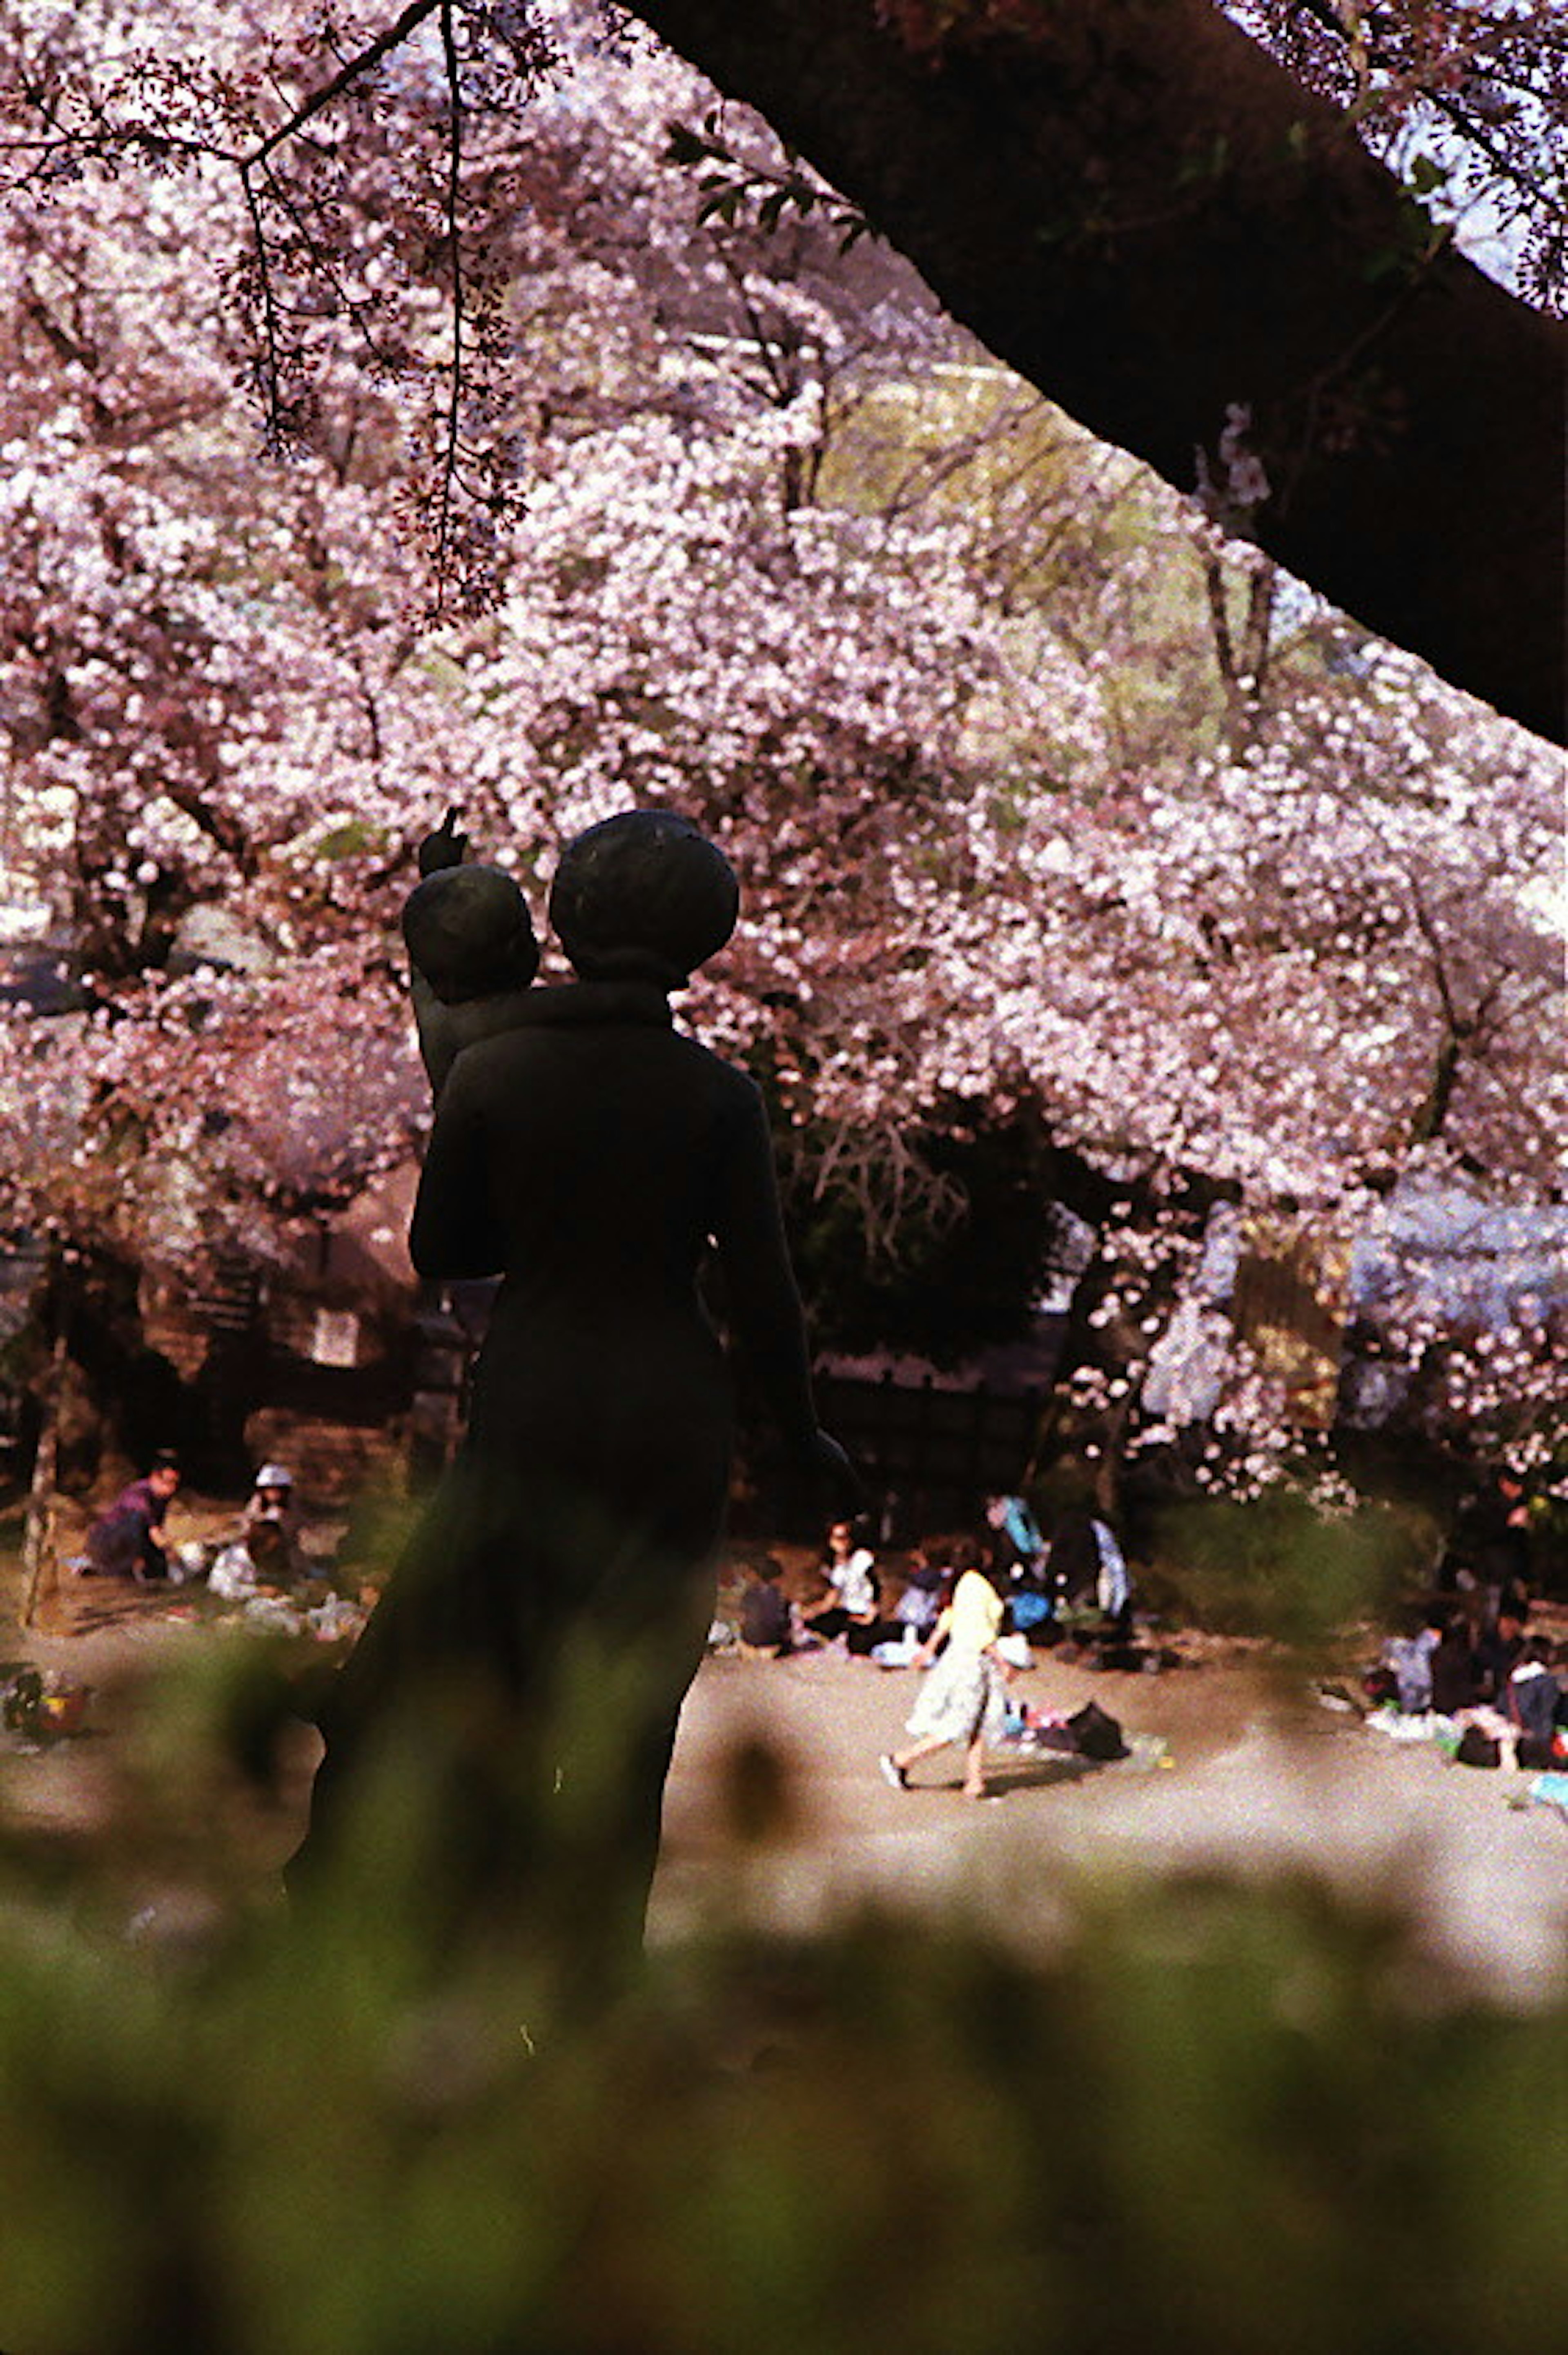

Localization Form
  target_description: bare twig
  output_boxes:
[243,0,443,171]
[434,0,465,603]
[238,160,288,440]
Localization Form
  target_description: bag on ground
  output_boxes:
[1455,1724,1501,1768]
[1067,1699,1129,1761]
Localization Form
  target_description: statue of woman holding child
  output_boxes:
[288,810,852,2006]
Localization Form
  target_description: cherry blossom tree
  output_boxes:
[0,0,1560,1504]
[5,0,1562,732]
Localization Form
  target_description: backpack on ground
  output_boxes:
[1067,1699,1129,1762]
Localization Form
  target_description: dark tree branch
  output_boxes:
[626,0,1566,742]
[238,162,288,441]
[243,0,443,170]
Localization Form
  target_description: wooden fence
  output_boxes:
[811,1370,1045,1544]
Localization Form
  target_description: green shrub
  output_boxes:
[1147,1487,1427,1648]
[0,1605,1563,2355]
[0,1811,1565,2353]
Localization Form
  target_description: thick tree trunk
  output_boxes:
[633,0,1565,743]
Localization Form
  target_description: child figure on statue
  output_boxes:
[401,807,681,1098]
[401,807,541,1097]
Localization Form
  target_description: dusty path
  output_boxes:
[653,1644,1568,2005]
[2,1581,1566,2005]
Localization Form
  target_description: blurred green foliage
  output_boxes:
[0,1509,1560,2355]
[0,1698,1565,2355]
[1145,1488,1424,1648]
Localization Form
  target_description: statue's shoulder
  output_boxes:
[676,1032,760,1096]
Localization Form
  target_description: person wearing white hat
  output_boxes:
[241,1462,306,1578]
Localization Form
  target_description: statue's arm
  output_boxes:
[712,1084,859,1519]
[408,1063,506,1279]
[411,972,540,1101]
[710,1082,820,1445]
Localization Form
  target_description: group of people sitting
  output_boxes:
[733,1492,1132,1666]
[734,1519,969,1662]
[732,1505,1135,1804]
[1371,1586,1566,1765]
[79,1454,319,1602]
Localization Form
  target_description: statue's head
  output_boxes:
[402,864,540,1005]
[550,811,739,988]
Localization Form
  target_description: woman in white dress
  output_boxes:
[879,1538,1011,1800]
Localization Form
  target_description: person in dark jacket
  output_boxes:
[1502,1638,1561,1747]
[1428,1613,1481,1716]
[1474,1599,1529,1706]
[737,1555,796,1656]
[1440,1471,1534,1600]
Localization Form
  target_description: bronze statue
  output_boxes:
[289,811,853,2005]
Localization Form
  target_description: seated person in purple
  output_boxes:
[83,1454,181,1582]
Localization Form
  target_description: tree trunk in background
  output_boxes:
[20,1331,67,1631]
[634,0,1565,743]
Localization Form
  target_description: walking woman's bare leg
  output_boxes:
[891,1733,951,1773]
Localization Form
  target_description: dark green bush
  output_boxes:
[0,1820,1565,2355]
[1146,1488,1428,1648]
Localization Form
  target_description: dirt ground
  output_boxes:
[4,1564,1567,2008]
[653,1639,1568,2007]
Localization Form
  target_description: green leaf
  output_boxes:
[663,122,708,166]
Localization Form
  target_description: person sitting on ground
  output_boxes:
[1502,1636,1562,1750]
[984,1493,1046,1586]
[1381,1602,1445,1715]
[82,1453,182,1583]
[1474,1598,1529,1706]
[801,1517,888,1655]
[207,1514,294,1605]
[892,1544,949,1645]
[736,1554,797,1657]
[240,1461,310,1580]
[879,1536,1013,1801]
